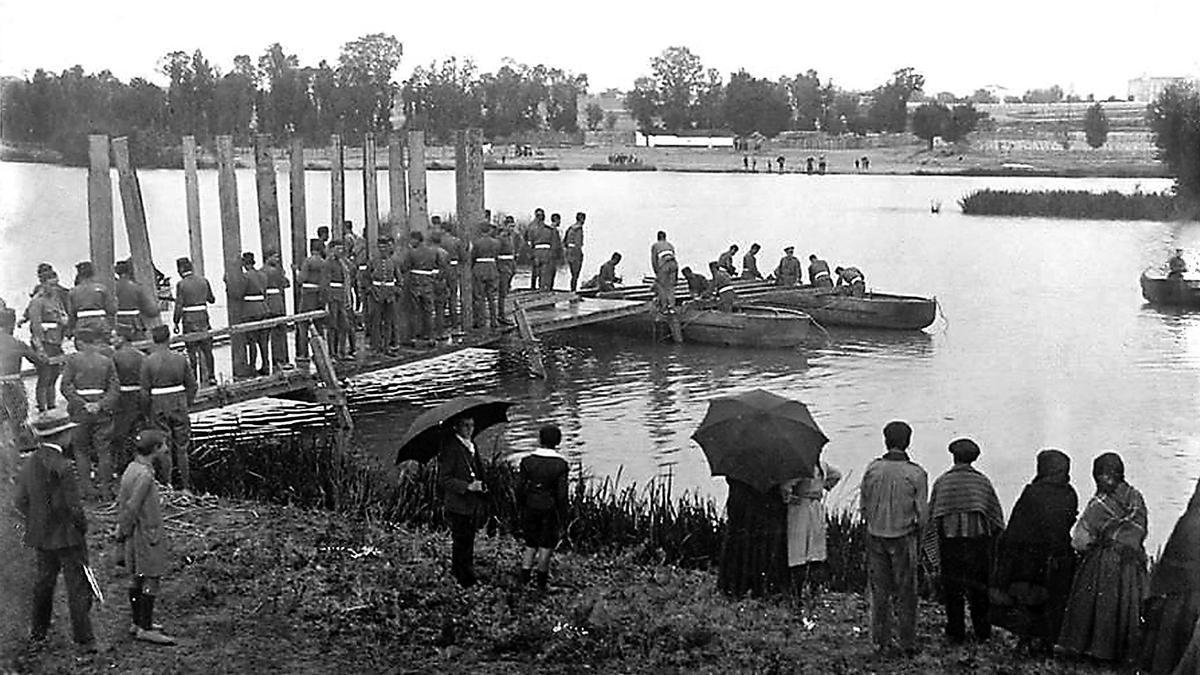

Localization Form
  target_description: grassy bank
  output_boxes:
[958,188,1188,220]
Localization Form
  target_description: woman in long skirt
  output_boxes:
[779,460,841,610]
[718,478,789,598]
[1139,477,1200,673]
[1057,452,1148,664]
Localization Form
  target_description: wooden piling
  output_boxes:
[182,135,205,276]
[254,135,283,262]
[455,128,485,334]
[363,133,380,253]
[289,138,308,360]
[216,135,249,377]
[111,137,156,292]
[406,130,429,235]
[387,132,408,240]
[330,135,345,239]
[86,135,115,293]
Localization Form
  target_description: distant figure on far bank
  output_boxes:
[1168,248,1188,279]
[835,266,866,297]
[806,157,815,175]
[777,156,786,172]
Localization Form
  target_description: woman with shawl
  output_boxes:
[1140,478,1200,674]
[779,460,842,610]
[1058,452,1148,663]
[990,449,1078,653]
[927,438,1005,643]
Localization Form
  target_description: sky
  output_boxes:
[1,0,1199,98]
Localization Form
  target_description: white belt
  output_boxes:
[657,250,675,259]
[117,309,139,317]
[151,384,185,395]
[813,271,830,279]
[183,305,207,312]
[119,384,141,393]
[77,309,106,318]
[449,260,459,265]
[475,257,495,263]
[358,265,368,270]
[715,286,732,294]
[372,281,397,287]
[75,388,105,396]
[846,277,863,284]
[0,374,21,382]
[534,244,551,249]
[265,288,282,295]
[329,282,345,288]
[567,244,580,248]
[498,255,515,261]
[244,295,265,302]
[302,283,321,289]
[411,270,436,276]
[39,322,61,329]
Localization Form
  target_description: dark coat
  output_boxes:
[437,436,487,520]
[14,444,87,550]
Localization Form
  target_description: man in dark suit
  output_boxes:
[437,415,488,587]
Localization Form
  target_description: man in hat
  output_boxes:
[60,327,119,498]
[14,410,96,653]
[405,231,440,347]
[527,208,558,291]
[428,230,453,339]
[113,260,159,342]
[439,222,466,334]
[262,250,291,371]
[741,243,763,280]
[1,307,44,473]
[141,325,197,490]
[238,252,271,376]
[774,247,802,286]
[26,270,68,412]
[68,261,116,341]
[496,216,518,326]
[438,415,487,587]
[808,254,834,289]
[173,257,216,386]
[296,239,329,361]
[1168,248,1188,279]
[365,237,398,354]
[109,332,146,472]
[472,224,501,331]
[325,239,355,359]
[564,212,586,292]
[116,429,176,645]
[650,231,679,314]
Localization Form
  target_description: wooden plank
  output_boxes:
[181,135,205,276]
[216,135,249,377]
[363,133,380,253]
[308,325,354,434]
[512,300,546,378]
[289,138,307,339]
[254,135,283,262]
[86,135,115,294]
[406,130,429,234]
[330,135,345,239]
[111,137,156,291]
[387,132,407,240]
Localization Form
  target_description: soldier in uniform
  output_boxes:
[741,243,763,280]
[651,231,679,314]
[109,332,145,471]
[439,223,465,333]
[325,240,356,359]
[405,231,440,347]
[240,252,271,376]
[834,266,866,297]
[296,239,328,362]
[140,325,197,490]
[366,238,398,354]
[529,212,562,291]
[717,245,740,277]
[173,257,216,386]
[1168,248,1188,278]
[808,254,834,289]
[472,225,501,331]
[428,230,452,339]
[773,246,802,286]
[68,261,116,342]
[496,216,518,326]
[525,208,548,290]
[595,252,623,292]
[27,270,69,412]
[1,308,43,472]
[564,212,586,292]
[262,250,291,372]
[113,260,159,341]
[707,261,737,312]
[60,327,119,498]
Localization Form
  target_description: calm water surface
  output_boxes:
[2,163,1198,550]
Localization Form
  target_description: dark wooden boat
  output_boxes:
[1140,272,1200,308]
[751,287,937,330]
[606,302,813,348]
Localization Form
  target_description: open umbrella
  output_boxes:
[394,395,513,464]
[691,389,828,493]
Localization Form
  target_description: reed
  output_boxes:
[958,188,1181,220]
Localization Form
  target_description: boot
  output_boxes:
[535,570,549,592]
[127,589,142,635]
[134,596,176,645]
[517,568,532,586]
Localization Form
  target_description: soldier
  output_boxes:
[240,252,271,376]
[343,220,366,318]
[741,243,763,280]
[808,254,834,289]
[325,239,355,359]
[651,231,679,314]
[428,231,453,339]
[296,239,328,361]
[316,225,330,250]
[472,225,501,331]
[525,208,548,290]
[68,261,116,341]
[109,332,145,471]
[717,245,740,277]
[388,236,412,350]
[366,238,398,354]
[113,260,159,341]
[60,327,119,498]
[707,261,737,312]
[834,266,866,297]
[262,250,291,371]
[682,267,709,299]
[141,325,196,490]
[406,231,440,347]
[173,257,216,386]
[1,308,43,472]
[439,223,465,333]
[496,216,518,326]
[27,270,69,412]
[564,212,586,292]
[774,246,802,286]
[545,213,565,290]
[1168,248,1188,278]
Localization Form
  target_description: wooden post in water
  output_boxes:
[455,128,485,335]
[87,135,115,294]
[362,133,380,253]
[406,130,429,235]
[330,135,344,239]
[289,138,309,363]
[387,132,408,240]
[216,135,249,377]
[254,136,283,261]
[111,137,160,328]
[182,135,205,276]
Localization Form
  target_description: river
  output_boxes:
[2,162,1198,550]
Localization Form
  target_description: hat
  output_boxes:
[784,246,794,252]
[31,409,78,438]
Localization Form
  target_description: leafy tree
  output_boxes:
[625,77,659,130]
[402,57,482,144]
[257,43,306,139]
[911,102,950,150]
[585,102,604,131]
[337,33,403,140]
[1084,102,1109,149]
[650,46,705,131]
[479,62,547,138]
[546,70,587,132]
[603,111,619,131]
[1022,85,1064,104]
[943,104,985,144]
[969,89,997,104]
[785,69,823,131]
[868,67,924,133]
[694,68,725,130]
[1149,85,1200,201]
[723,70,792,137]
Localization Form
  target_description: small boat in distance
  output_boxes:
[1140,270,1200,308]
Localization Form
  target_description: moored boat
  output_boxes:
[1140,271,1200,308]
[750,287,936,331]
[604,302,814,348]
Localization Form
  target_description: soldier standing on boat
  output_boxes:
[707,261,737,312]
[240,252,271,377]
[529,209,561,291]
[496,216,517,326]
[60,327,119,498]
[113,261,158,342]
[565,212,586,292]
[297,239,329,361]
[808,254,834,288]
[1168,249,1188,279]
[109,332,145,472]
[173,257,215,386]
[741,243,763,280]
[141,325,196,490]
[406,232,440,348]
[439,222,465,334]
[717,245,740,278]
[68,261,116,342]
[262,250,291,372]
[326,240,355,359]
[525,209,547,290]
[834,266,866,297]
[651,231,679,314]
[472,224,502,331]
[774,246,802,286]
[27,270,68,412]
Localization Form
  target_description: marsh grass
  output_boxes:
[958,188,1183,220]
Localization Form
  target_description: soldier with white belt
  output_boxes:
[262,250,291,371]
[60,327,119,498]
[140,325,197,490]
[68,261,116,342]
[173,257,216,386]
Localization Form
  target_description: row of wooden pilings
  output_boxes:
[85,129,488,378]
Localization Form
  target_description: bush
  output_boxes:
[958,189,1182,220]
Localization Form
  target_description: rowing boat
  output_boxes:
[1140,271,1200,308]
[750,287,936,330]
[605,302,813,348]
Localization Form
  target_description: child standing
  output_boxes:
[516,426,569,591]
[116,429,175,645]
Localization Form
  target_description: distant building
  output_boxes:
[1127,75,1199,102]
[577,89,637,132]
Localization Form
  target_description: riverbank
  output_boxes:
[1,492,1115,674]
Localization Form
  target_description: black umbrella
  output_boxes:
[394,395,513,464]
[691,389,828,493]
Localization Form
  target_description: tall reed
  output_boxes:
[958,188,1179,220]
